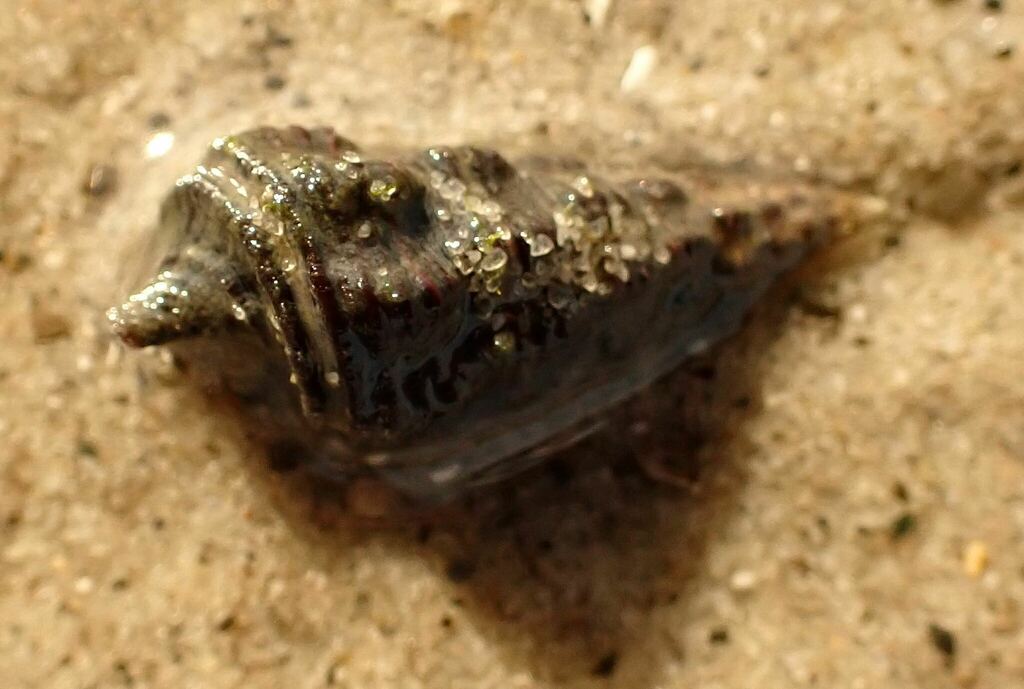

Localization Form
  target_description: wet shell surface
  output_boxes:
[109,126,877,499]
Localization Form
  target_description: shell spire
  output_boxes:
[107,254,246,348]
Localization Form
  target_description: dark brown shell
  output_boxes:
[109,125,878,499]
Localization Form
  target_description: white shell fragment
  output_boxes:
[620,45,658,94]
[584,0,613,28]
[144,131,175,159]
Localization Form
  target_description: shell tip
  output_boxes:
[108,270,241,348]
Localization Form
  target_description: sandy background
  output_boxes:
[2,1,1024,687]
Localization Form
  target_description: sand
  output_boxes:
[1,1,1023,687]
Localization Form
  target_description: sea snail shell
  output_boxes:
[109,125,870,499]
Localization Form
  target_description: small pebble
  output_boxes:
[620,45,658,93]
[729,569,758,592]
[265,27,293,48]
[76,440,98,458]
[963,540,989,577]
[440,10,475,41]
[797,288,842,319]
[583,0,613,27]
[928,623,957,666]
[530,233,555,257]
[30,300,71,343]
[891,512,917,539]
[144,131,175,159]
[82,163,118,197]
[480,247,508,272]
[147,112,172,129]
[492,330,516,354]
[2,250,30,274]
